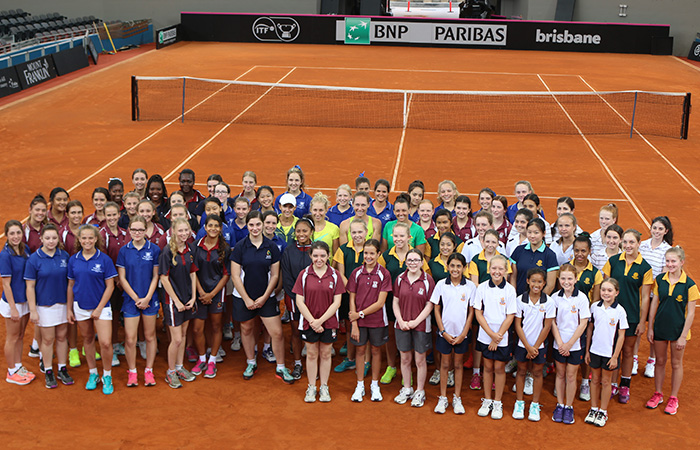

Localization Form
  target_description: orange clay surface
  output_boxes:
[1,41,700,448]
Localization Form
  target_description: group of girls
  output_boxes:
[1,171,694,424]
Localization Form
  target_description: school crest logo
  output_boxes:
[143,252,153,261]
[418,288,424,295]
[329,281,334,289]
[570,305,577,314]
[609,318,616,326]
[91,264,103,273]
[499,297,505,305]
[60,259,68,268]
[584,277,591,285]
[676,294,684,302]
[539,306,546,313]
[372,281,378,288]
[462,293,467,302]
[536,260,543,267]
[631,272,639,280]
[266,250,272,260]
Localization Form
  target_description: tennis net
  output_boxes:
[131,76,691,139]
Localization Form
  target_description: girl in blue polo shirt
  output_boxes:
[230,211,293,384]
[2,220,34,386]
[274,166,312,218]
[67,225,117,394]
[116,216,160,388]
[510,218,559,296]
[159,218,197,389]
[326,184,354,227]
[191,215,230,379]
[25,224,70,388]
[367,179,395,227]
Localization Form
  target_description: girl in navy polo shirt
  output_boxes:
[274,166,312,218]
[256,185,276,214]
[116,216,160,387]
[66,225,117,395]
[510,218,559,296]
[294,241,345,403]
[160,218,197,389]
[1,220,34,385]
[367,179,395,228]
[407,180,424,224]
[25,224,70,388]
[435,180,458,217]
[347,239,392,403]
[474,255,517,420]
[83,187,110,227]
[191,215,230,379]
[431,253,477,415]
[101,201,130,369]
[392,248,436,408]
[281,218,314,380]
[230,211,293,384]
[551,264,591,424]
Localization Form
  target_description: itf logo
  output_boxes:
[252,17,300,42]
[345,18,370,45]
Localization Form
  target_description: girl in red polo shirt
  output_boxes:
[294,241,345,403]
[48,187,69,228]
[83,187,110,227]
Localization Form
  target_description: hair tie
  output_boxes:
[359,171,365,177]
[294,165,301,170]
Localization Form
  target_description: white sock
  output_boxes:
[129,368,137,374]
[14,363,21,371]
[473,368,481,375]
[199,355,206,362]
[294,359,302,366]
[263,343,271,352]
[371,380,379,388]
[175,364,183,371]
[357,380,364,387]
[46,366,53,372]
[648,357,656,363]
[89,368,98,375]
[32,339,39,348]
[208,355,217,364]
[581,378,590,386]
[103,370,111,377]
[276,363,285,371]
[58,364,65,370]
[246,359,256,365]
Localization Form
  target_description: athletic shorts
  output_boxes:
[338,293,350,321]
[514,345,547,364]
[232,295,280,323]
[476,340,511,362]
[554,348,584,365]
[437,333,470,355]
[122,295,160,318]
[300,327,337,344]
[109,288,123,316]
[626,322,639,337]
[395,328,432,354]
[74,302,112,322]
[385,293,396,323]
[0,300,29,319]
[38,304,68,327]
[192,291,225,320]
[162,301,195,327]
[589,352,620,371]
[284,294,301,322]
[350,326,389,347]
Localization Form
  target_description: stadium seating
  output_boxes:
[0,8,100,45]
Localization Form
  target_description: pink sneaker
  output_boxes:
[610,385,619,399]
[204,362,217,379]
[646,392,663,409]
[126,371,138,387]
[619,386,630,404]
[6,371,32,386]
[664,396,679,415]
[144,370,156,386]
[470,373,482,390]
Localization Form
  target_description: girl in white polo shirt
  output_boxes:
[474,255,517,420]
[513,268,555,422]
[551,264,591,424]
[585,278,628,427]
[431,253,476,415]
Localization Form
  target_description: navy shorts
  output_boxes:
[121,296,160,318]
[163,300,195,327]
[300,327,337,344]
[436,333,470,355]
[232,295,280,323]
[109,288,123,316]
[193,292,225,320]
[476,340,511,362]
[589,352,619,371]
[554,348,584,365]
[625,322,639,337]
[514,345,547,364]
[338,293,350,321]
[284,294,301,322]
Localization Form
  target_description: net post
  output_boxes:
[629,91,638,138]
[681,93,691,140]
[131,76,138,121]
[402,92,407,128]
[181,77,186,123]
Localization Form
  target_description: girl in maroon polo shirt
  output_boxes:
[348,239,392,402]
[83,187,110,227]
[24,194,48,360]
[294,241,345,403]
[138,200,165,245]
[48,187,69,228]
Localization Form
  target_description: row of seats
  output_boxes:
[0,10,100,43]
[0,8,29,19]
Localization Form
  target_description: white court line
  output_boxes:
[537,74,650,228]
[673,56,700,73]
[253,64,579,77]
[390,93,413,191]
[578,75,700,198]
[162,68,298,181]
[163,182,628,202]
[0,66,260,238]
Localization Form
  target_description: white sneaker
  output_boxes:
[579,382,591,401]
[632,356,639,375]
[222,324,233,341]
[411,390,426,407]
[478,398,493,417]
[524,375,534,396]
[512,382,517,393]
[644,358,655,378]
[491,401,504,420]
[301,345,307,357]
[394,386,414,404]
[512,400,526,420]
[351,384,365,402]
[528,402,542,421]
[434,396,448,414]
[230,335,241,352]
[138,341,147,360]
[505,358,517,373]
[428,369,440,385]
[319,385,331,402]
[112,353,120,367]
[113,343,125,356]
[446,370,455,388]
[452,394,465,415]
[370,383,383,402]
[304,385,317,403]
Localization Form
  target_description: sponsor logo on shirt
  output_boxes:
[91,264,103,273]
[631,272,639,280]
[536,260,543,267]
[143,252,154,261]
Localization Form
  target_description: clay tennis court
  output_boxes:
[1,41,699,447]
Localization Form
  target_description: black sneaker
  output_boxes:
[45,369,57,389]
[291,363,303,380]
[28,345,40,358]
[57,367,74,385]
[39,359,45,374]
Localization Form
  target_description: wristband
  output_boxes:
[438,330,445,338]
[359,311,365,319]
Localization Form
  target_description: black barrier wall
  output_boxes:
[0,66,22,98]
[181,12,672,54]
[15,56,58,90]
[53,46,89,76]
